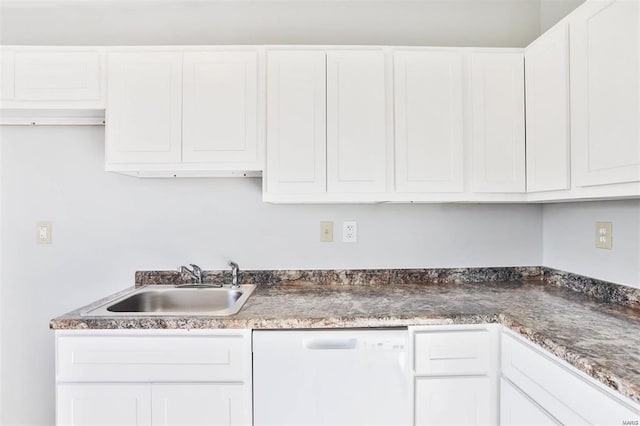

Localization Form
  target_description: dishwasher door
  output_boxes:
[253,329,410,426]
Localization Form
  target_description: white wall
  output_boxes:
[539,0,585,33]
[543,201,640,288]
[0,0,541,47]
[0,125,543,425]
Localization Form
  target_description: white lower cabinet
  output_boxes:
[410,325,500,426]
[501,330,640,425]
[500,378,559,426]
[55,330,252,426]
[55,326,640,426]
[57,384,152,426]
[58,383,248,426]
[152,384,251,426]
[415,377,491,426]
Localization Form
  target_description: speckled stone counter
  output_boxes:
[51,277,640,405]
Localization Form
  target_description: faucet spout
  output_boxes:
[229,261,240,288]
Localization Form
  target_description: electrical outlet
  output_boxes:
[343,221,357,243]
[36,221,52,244]
[596,221,612,249]
[320,221,333,242]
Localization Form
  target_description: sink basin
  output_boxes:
[82,284,256,316]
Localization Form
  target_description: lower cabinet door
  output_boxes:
[500,378,560,426]
[151,384,251,426]
[415,377,491,426]
[57,384,152,426]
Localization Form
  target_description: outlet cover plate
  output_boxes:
[37,221,52,244]
[596,221,612,249]
[343,221,357,243]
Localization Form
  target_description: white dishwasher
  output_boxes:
[253,329,410,426]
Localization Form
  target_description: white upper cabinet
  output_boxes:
[105,49,263,175]
[182,52,258,167]
[394,51,464,193]
[525,24,571,193]
[570,0,640,187]
[326,51,388,193]
[106,52,183,165]
[0,49,15,101]
[0,48,104,107]
[265,51,326,195]
[470,52,526,193]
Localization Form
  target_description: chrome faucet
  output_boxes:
[178,264,203,284]
[229,261,240,288]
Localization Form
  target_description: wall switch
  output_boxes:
[37,221,52,244]
[343,221,357,243]
[320,221,333,242]
[596,221,612,249]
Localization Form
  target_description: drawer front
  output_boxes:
[502,331,640,424]
[57,334,249,383]
[414,329,490,375]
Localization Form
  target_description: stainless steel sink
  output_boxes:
[82,284,256,316]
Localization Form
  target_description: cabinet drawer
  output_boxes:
[413,329,490,375]
[502,331,640,424]
[57,333,249,383]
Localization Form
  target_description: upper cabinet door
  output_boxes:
[525,24,571,193]
[394,51,464,193]
[571,0,640,187]
[266,51,326,195]
[11,50,102,102]
[326,51,388,193]
[182,51,259,166]
[106,52,182,164]
[470,53,526,193]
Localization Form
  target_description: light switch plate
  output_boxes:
[596,221,612,249]
[37,221,52,244]
[320,221,333,242]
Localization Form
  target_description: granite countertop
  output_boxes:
[51,279,640,405]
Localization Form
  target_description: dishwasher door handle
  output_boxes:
[303,338,358,350]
